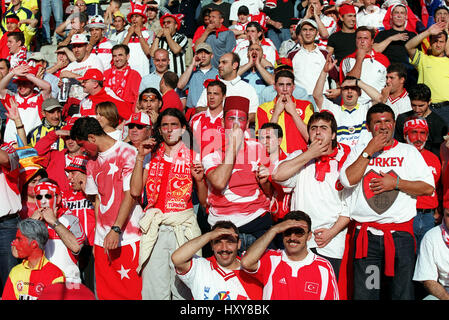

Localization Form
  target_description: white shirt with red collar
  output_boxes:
[45,207,86,283]
[340,140,435,225]
[316,14,337,50]
[339,49,390,105]
[177,255,262,300]
[277,143,351,259]
[233,38,278,66]
[202,138,271,228]
[386,89,412,119]
[127,28,155,77]
[1,91,44,143]
[243,249,339,300]
[91,37,114,70]
[189,108,224,157]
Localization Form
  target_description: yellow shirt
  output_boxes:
[410,49,449,103]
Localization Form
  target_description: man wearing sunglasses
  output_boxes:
[241,210,339,300]
[30,179,86,284]
[125,111,153,166]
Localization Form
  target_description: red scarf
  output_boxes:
[315,147,338,182]
[105,64,131,97]
[215,25,229,38]
[144,142,193,211]
[441,223,449,248]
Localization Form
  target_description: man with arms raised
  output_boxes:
[241,210,339,300]
[172,220,262,300]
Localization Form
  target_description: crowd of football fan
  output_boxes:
[0,0,448,301]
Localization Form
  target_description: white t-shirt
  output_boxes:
[63,53,105,77]
[386,89,412,119]
[340,141,435,226]
[229,0,264,21]
[277,144,351,259]
[177,255,258,300]
[196,76,259,114]
[0,147,21,217]
[413,224,449,294]
[292,45,327,95]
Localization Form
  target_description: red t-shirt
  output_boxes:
[160,89,184,113]
[417,149,441,209]
[245,249,339,300]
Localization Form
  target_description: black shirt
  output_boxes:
[374,29,417,65]
[394,110,448,157]
[327,31,356,65]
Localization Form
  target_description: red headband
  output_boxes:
[6,17,19,24]
[339,4,356,16]
[404,118,428,133]
[34,181,60,196]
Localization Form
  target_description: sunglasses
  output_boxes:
[142,94,158,102]
[36,194,54,200]
[128,123,146,130]
[283,227,306,237]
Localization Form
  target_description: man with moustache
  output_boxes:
[340,103,435,300]
[241,210,339,300]
[272,111,351,277]
[172,220,262,300]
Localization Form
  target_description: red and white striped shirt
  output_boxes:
[244,249,339,300]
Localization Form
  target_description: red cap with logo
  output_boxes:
[78,69,104,81]
[62,114,82,131]
[125,112,152,126]
[65,154,89,174]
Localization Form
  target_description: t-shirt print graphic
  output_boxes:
[362,169,399,215]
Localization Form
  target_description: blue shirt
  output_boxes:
[139,72,162,93]
[185,67,218,108]
[241,69,272,102]
[206,30,236,69]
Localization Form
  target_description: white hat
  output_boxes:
[70,33,89,44]
[87,15,106,29]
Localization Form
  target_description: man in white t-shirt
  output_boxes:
[273,111,351,277]
[60,33,104,80]
[382,63,412,119]
[339,103,434,300]
[413,209,449,300]
[70,116,143,300]
[196,52,259,125]
[172,220,262,300]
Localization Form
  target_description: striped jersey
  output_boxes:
[158,33,189,77]
[244,249,339,300]
[2,255,65,300]
[322,98,372,148]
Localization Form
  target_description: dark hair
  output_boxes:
[307,111,338,148]
[230,52,240,70]
[112,43,130,55]
[260,122,284,138]
[238,5,249,15]
[211,220,239,235]
[435,6,449,15]
[21,168,48,199]
[408,83,432,102]
[206,79,226,95]
[5,14,20,21]
[0,58,10,70]
[210,9,224,19]
[430,30,448,43]
[342,75,362,95]
[140,87,162,102]
[7,31,25,46]
[366,103,395,125]
[152,108,197,152]
[162,71,178,90]
[282,210,312,232]
[275,69,295,84]
[355,26,375,40]
[70,116,107,141]
[246,21,263,38]
[387,62,407,80]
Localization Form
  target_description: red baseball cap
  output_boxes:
[62,114,82,131]
[160,13,184,31]
[78,69,104,81]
